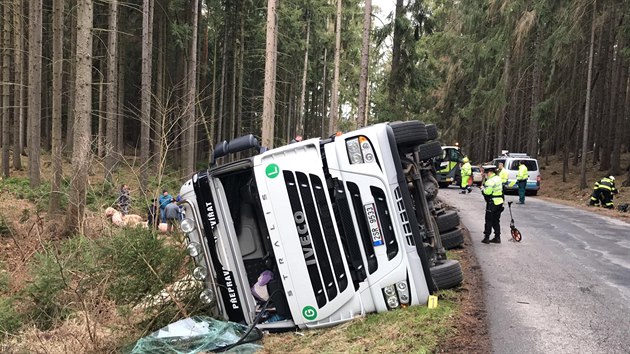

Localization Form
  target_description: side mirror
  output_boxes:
[211,135,261,167]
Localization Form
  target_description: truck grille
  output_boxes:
[394,187,414,246]
[347,182,378,274]
[284,171,348,308]
[371,186,399,260]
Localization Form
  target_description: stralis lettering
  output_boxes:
[223,270,240,310]
[206,201,217,228]
[294,211,316,265]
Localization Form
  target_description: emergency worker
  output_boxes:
[481,165,504,244]
[460,157,472,194]
[516,160,529,204]
[589,176,618,209]
[498,162,509,189]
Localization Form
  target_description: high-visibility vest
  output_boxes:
[483,174,504,205]
[461,162,472,177]
[499,169,508,184]
[517,164,528,181]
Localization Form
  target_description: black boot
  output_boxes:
[481,236,490,244]
[490,236,501,244]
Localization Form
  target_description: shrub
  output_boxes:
[0,296,23,334]
[25,250,70,330]
[98,228,185,306]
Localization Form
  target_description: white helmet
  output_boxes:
[609,175,615,181]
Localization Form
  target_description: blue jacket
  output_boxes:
[159,194,172,210]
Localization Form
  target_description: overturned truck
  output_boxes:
[178,121,463,331]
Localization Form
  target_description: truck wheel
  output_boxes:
[390,121,428,147]
[440,228,465,249]
[430,259,463,290]
[426,124,438,141]
[436,210,459,233]
[416,141,442,161]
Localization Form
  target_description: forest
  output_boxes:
[1,0,630,350]
[1,0,630,232]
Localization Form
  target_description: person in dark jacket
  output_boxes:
[118,184,131,215]
[164,199,181,233]
[147,198,159,229]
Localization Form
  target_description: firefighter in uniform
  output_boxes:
[460,157,472,194]
[481,165,504,244]
[589,176,618,209]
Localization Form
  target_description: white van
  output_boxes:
[492,153,541,195]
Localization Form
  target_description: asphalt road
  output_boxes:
[439,187,630,354]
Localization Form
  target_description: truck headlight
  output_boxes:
[386,295,400,309]
[193,266,208,281]
[186,242,201,257]
[200,289,215,304]
[346,136,375,164]
[396,281,410,305]
[383,285,396,297]
[181,218,196,233]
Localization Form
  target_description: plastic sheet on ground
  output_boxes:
[129,316,263,354]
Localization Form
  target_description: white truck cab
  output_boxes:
[178,122,459,331]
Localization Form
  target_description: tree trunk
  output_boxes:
[328,0,342,136]
[49,0,63,213]
[140,0,153,189]
[357,0,371,128]
[66,3,76,154]
[298,17,310,135]
[321,47,328,137]
[609,42,626,176]
[28,0,42,187]
[388,0,404,107]
[528,27,543,158]
[104,0,118,183]
[497,53,510,155]
[580,0,596,188]
[184,0,199,175]
[65,0,93,236]
[117,45,125,155]
[261,0,278,148]
[2,0,12,177]
[12,0,22,170]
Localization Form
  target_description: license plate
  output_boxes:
[364,203,383,246]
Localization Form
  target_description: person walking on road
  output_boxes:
[589,176,618,209]
[481,165,504,244]
[460,157,473,194]
[516,160,529,204]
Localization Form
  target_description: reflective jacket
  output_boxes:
[461,162,472,178]
[483,174,504,205]
[517,164,528,181]
[499,169,508,184]
[594,177,618,194]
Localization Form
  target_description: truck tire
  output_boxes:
[390,121,428,147]
[430,259,463,290]
[416,141,442,161]
[436,210,459,233]
[426,124,438,141]
[440,228,465,249]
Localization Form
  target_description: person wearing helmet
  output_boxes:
[481,165,504,244]
[460,157,472,194]
[589,175,618,209]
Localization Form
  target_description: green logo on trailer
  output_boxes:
[302,305,317,321]
[265,163,280,179]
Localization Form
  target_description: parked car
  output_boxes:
[492,153,540,195]
[178,122,462,331]
[471,165,483,185]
